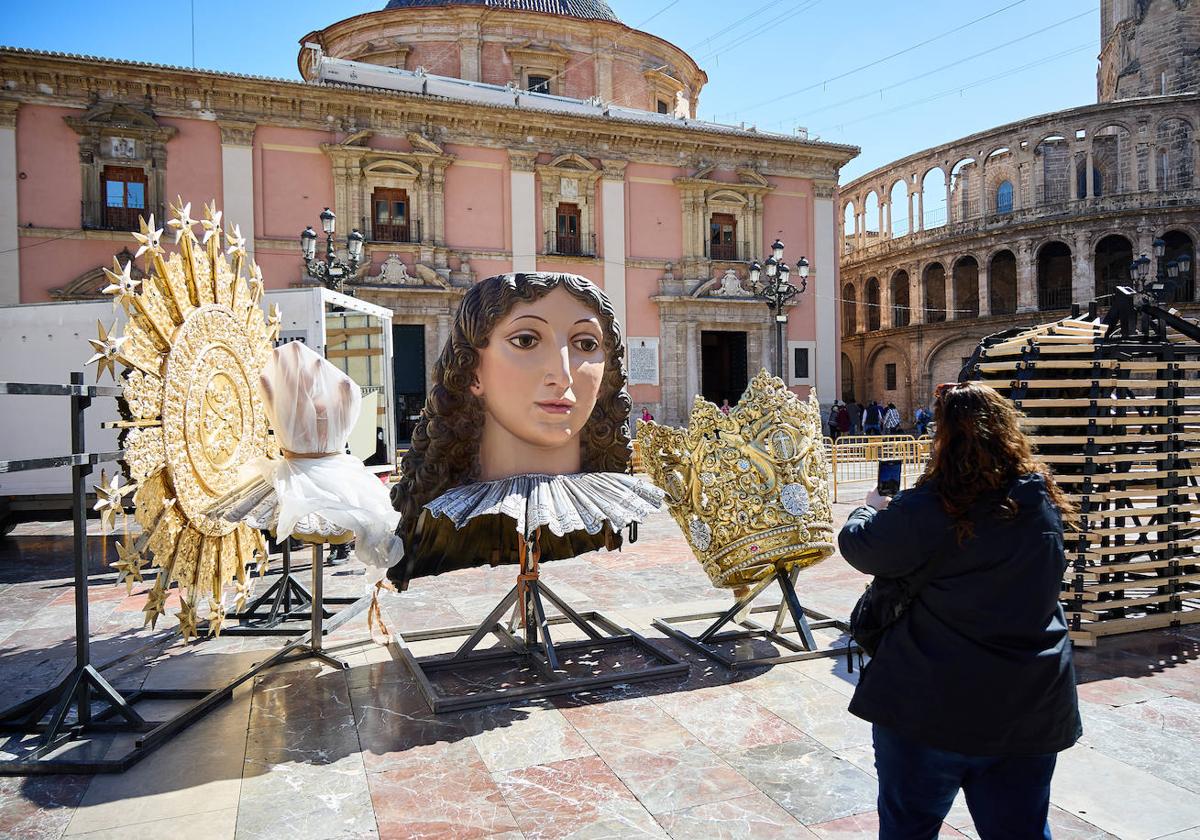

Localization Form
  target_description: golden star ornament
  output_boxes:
[176,597,199,643]
[93,469,135,531]
[101,257,140,308]
[131,214,164,259]
[86,320,129,382]
[111,539,146,594]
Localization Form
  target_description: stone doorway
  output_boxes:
[701,330,748,407]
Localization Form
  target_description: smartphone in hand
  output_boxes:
[877,459,902,497]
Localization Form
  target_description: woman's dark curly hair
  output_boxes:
[917,381,1078,543]
[393,272,632,545]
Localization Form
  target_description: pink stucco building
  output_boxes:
[0,0,857,432]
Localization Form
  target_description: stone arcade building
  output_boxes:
[839,0,1200,421]
[0,0,857,435]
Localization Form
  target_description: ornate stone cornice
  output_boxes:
[0,49,855,178]
[674,176,773,196]
[64,101,177,143]
[600,158,627,180]
[0,98,18,128]
[508,149,538,172]
[813,180,837,200]
[217,118,256,146]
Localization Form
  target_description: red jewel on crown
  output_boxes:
[750,545,759,553]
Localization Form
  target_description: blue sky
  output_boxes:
[0,0,1100,181]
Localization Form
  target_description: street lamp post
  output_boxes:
[300,207,364,293]
[748,239,808,380]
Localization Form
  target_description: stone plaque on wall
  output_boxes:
[560,177,579,199]
[109,137,137,159]
[628,338,659,386]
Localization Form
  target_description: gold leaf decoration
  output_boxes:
[91,198,274,642]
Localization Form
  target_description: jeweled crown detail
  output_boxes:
[636,371,835,589]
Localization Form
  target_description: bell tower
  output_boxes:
[1099,0,1200,101]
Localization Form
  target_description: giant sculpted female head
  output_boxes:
[393,272,631,561]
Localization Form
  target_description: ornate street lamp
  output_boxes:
[299,207,364,293]
[748,239,809,380]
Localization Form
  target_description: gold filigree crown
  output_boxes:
[637,371,834,589]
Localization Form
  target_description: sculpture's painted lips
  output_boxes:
[537,400,574,415]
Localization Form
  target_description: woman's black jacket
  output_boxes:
[838,474,1081,756]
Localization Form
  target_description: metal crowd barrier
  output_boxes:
[827,435,932,503]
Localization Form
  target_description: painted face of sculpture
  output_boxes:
[471,286,606,480]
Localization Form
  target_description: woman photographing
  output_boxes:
[838,382,1081,839]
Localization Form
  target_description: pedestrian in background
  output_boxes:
[883,402,901,435]
[836,401,851,439]
[849,400,863,435]
[828,401,842,441]
[864,400,883,435]
[838,382,1080,839]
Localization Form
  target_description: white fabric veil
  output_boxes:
[252,341,403,583]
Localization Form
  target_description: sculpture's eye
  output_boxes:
[574,337,600,353]
[508,332,538,350]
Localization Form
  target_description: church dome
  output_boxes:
[382,0,620,22]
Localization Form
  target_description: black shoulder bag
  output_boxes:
[849,545,949,661]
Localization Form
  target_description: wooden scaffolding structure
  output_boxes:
[967,299,1200,646]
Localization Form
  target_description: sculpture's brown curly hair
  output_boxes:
[392,272,632,549]
[917,381,1077,543]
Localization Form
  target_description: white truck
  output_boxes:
[0,287,395,531]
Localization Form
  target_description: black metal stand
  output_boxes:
[0,376,374,774]
[393,532,687,713]
[221,541,358,637]
[0,375,214,774]
[652,565,855,670]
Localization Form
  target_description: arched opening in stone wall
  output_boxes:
[891,270,910,328]
[923,263,946,323]
[1037,241,1073,310]
[1163,229,1196,301]
[842,283,858,335]
[921,167,946,229]
[986,147,1015,214]
[842,353,855,403]
[995,180,1014,214]
[952,256,980,319]
[843,201,856,244]
[1036,136,1070,205]
[866,277,881,331]
[1094,234,1134,300]
[1156,117,1195,192]
[889,179,909,237]
[989,250,1018,315]
[864,191,881,240]
[950,157,977,222]
[1093,123,1132,194]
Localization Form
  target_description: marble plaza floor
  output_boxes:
[1,502,1200,839]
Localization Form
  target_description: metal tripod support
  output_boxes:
[653,564,855,670]
[221,539,358,637]
[393,527,688,714]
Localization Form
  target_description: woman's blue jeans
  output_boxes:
[872,724,1055,840]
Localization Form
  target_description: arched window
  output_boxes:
[995,181,1014,215]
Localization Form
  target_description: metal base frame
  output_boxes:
[221,541,359,637]
[0,539,371,775]
[653,566,856,670]
[393,538,687,714]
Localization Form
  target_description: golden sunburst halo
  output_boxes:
[94,197,274,641]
